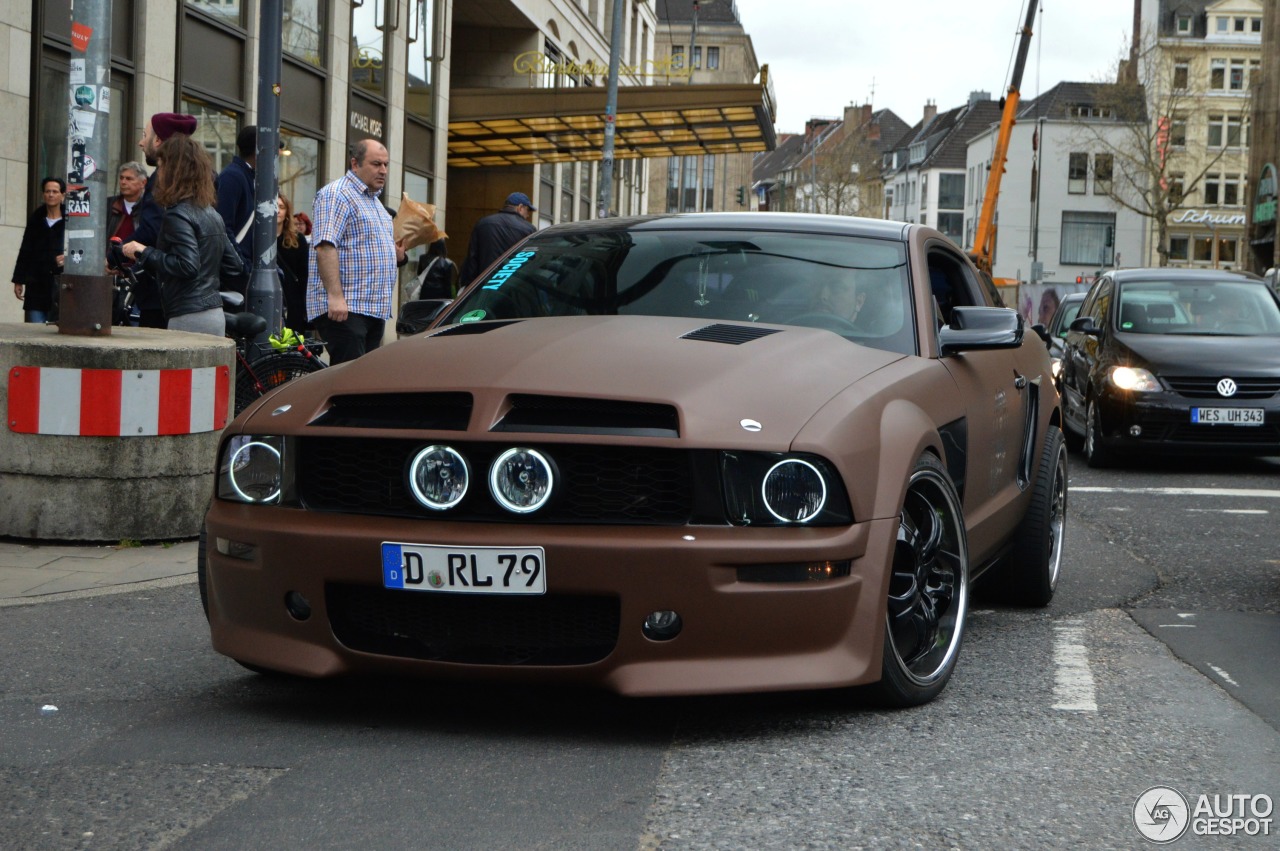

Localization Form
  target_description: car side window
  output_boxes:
[1087,280,1113,325]
[926,248,980,326]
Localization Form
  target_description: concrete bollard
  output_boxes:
[0,323,235,541]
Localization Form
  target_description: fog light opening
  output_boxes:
[285,591,312,621]
[1129,425,1142,437]
[642,610,682,641]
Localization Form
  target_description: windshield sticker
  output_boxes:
[459,309,488,323]
[481,250,537,290]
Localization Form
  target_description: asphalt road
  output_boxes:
[2,452,1278,850]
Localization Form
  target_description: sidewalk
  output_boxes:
[0,537,198,606]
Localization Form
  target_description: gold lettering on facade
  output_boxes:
[512,51,693,79]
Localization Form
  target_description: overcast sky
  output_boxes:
[732,0,1138,133]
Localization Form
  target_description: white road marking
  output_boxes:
[1207,664,1240,687]
[1052,622,1098,712]
[1157,624,1198,628]
[1072,486,1280,498]
[1185,509,1269,515]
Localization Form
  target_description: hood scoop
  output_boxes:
[681,323,783,345]
[431,320,522,337]
[493,394,679,437]
[310,392,473,430]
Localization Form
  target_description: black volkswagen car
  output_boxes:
[1061,268,1280,466]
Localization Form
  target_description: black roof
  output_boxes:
[1019,81,1148,123]
[890,99,1004,172]
[655,0,743,25]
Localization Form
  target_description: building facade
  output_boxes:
[646,0,760,214]
[965,82,1148,294]
[1138,0,1263,269]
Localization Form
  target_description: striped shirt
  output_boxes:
[306,170,397,321]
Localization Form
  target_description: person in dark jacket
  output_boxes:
[276,192,312,334]
[10,176,66,323]
[130,112,197,328]
[106,161,148,243]
[458,191,536,287]
[215,126,257,294]
[121,134,246,336]
[412,237,457,300]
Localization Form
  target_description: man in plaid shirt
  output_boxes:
[307,138,407,364]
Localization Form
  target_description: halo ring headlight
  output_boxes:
[228,440,283,503]
[489,448,555,514]
[761,458,828,523]
[408,445,470,511]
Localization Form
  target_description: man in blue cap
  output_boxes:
[458,191,537,288]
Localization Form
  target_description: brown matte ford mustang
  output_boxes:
[203,213,1067,707]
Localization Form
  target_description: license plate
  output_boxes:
[381,543,546,595]
[1190,407,1264,426]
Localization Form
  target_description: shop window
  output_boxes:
[351,0,388,98]
[186,0,242,26]
[284,0,326,68]
[279,131,322,220]
[1168,235,1190,261]
[580,163,593,220]
[1193,236,1213,262]
[560,164,574,224]
[406,0,438,121]
[181,95,240,174]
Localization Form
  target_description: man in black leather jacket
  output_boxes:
[458,192,536,288]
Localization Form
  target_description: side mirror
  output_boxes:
[1068,315,1101,337]
[939,306,1024,356]
[396,298,452,337]
[1031,322,1052,347]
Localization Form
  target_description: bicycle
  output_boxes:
[221,291,327,415]
[109,239,325,415]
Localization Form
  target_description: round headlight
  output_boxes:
[408,445,470,510]
[228,439,282,503]
[761,458,827,523]
[489,448,554,514]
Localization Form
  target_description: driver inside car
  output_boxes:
[813,270,867,324]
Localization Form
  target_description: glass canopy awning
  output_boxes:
[447,82,777,168]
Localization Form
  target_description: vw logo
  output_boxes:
[1217,378,1238,398]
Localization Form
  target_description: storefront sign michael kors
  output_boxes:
[1170,209,1247,226]
[513,51,693,79]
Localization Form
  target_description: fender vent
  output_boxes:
[681,324,783,345]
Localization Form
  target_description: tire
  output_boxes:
[870,453,970,708]
[1003,425,1067,606]
[197,525,209,619]
[234,351,324,415]
[1083,397,1113,468]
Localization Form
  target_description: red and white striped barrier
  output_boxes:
[7,366,230,436]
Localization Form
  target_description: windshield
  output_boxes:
[1116,280,1280,336]
[443,227,916,355]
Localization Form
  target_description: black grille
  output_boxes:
[297,437,694,524]
[681,324,783,344]
[1165,423,1280,445]
[310,392,473,430]
[1162,376,1280,400]
[327,583,620,665]
[493,394,679,437]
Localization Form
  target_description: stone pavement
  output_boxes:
[0,537,198,607]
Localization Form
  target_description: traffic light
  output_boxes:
[735,186,746,206]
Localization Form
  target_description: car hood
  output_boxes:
[249,316,907,448]
[1118,332,1279,376]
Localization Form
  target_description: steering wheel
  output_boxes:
[785,312,860,335]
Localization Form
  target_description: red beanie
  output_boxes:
[151,112,198,141]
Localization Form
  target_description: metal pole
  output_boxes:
[687,1,700,84]
[599,0,625,217]
[246,0,284,345]
[59,0,114,335]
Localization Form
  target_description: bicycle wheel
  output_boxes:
[234,351,325,415]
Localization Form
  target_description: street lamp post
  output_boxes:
[598,0,624,217]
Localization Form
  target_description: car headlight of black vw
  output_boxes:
[720,451,853,526]
[217,435,288,505]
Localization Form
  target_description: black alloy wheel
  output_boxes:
[1084,397,1113,468]
[872,453,970,707]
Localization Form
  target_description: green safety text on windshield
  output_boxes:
[481,249,537,290]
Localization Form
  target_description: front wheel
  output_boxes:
[870,453,970,708]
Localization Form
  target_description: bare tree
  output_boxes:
[809,125,885,218]
[1072,39,1250,266]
